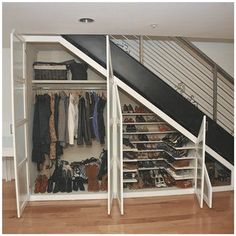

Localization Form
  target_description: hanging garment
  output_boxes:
[68,93,76,145]
[77,96,92,145]
[89,92,95,138]
[58,91,67,147]
[65,95,70,145]
[32,94,51,163]
[85,92,92,143]
[97,96,106,144]
[54,93,63,158]
[92,92,99,141]
[49,94,57,159]
[74,95,79,139]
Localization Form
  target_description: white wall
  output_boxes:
[193,42,234,77]
[2,48,12,137]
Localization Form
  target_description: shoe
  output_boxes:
[123,152,137,159]
[40,175,48,193]
[73,178,79,191]
[78,177,85,191]
[47,178,54,193]
[123,104,129,113]
[34,175,42,193]
[175,180,192,188]
[128,104,134,113]
[172,160,190,167]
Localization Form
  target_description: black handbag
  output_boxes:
[64,60,88,80]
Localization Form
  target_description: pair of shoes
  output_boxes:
[123,163,138,170]
[137,126,149,132]
[175,180,193,188]
[137,143,146,150]
[135,106,148,113]
[159,169,175,187]
[138,153,149,159]
[123,138,136,149]
[126,124,137,132]
[135,115,146,122]
[123,104,134,113]
[124,118,134,123]
[146,116,160,122]
[138,134,149,141]
[149,135,160,141]
[172,160,190,167]
[159,124,171,131]
[123,152,138,159]
[129,135,139,141]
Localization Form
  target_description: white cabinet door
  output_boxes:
[11,31,29,217]
[107,36,114,215]
[115,85,124,215]
[195,115,206,208]
[203,165,213,208]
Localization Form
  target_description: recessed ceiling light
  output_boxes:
[79,18,95,23]
[150,24,157,29]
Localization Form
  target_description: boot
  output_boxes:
[100,174,108,191]
[47,178,54,193]
[34,175,42,193]
[73,178,79,191]
[40,175,48,193]
[85,164,100,192]
[78,177,85,191]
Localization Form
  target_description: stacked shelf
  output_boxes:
[122,106,197,190]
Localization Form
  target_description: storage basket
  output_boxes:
[33,62,68,80]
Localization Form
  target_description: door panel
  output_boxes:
[195,116,206,208]
[115,84,124,215]
[11,31,29,218]
[107,36,114,215]
[14,82,26,121]
[203,165,213,208]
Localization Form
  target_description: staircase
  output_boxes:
[62,35,234,166]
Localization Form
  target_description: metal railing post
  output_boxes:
[213,64,218,121]
[139,35,144,64]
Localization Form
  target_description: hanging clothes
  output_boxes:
[54,93,63,158]
[68,93,77,145]
[49,94,57,159]
[77,96,92,145]
[87,92,95,139]
[32,94,51,163]
[97,95,106,144]
[92,92,99,141]
[58,91,67,147]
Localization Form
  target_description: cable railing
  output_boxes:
[110,35,234,135]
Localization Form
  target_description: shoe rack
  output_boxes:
[121,100,197,193]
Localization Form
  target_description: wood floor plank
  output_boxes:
[2,181,234,234]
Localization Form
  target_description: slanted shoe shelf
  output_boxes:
[119,88,197,196]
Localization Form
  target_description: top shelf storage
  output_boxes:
[32,80,107,84]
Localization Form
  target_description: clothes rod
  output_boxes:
[33,87,107,90]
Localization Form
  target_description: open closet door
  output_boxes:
[195,115,206,208]
[10,30,30,217]
[203,165,213,208]
[107,36,114,215]
[115,84,124,215]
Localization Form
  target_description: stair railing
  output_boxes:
[110,35,234,135]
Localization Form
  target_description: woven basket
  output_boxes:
[33,63,68,80]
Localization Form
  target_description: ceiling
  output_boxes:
[2,2,234,48]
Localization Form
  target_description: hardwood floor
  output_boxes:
[2,181,234,234]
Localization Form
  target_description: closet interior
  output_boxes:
[118,88,198,196]
[26,42,108,200]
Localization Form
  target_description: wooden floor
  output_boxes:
[2,181,234,234]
